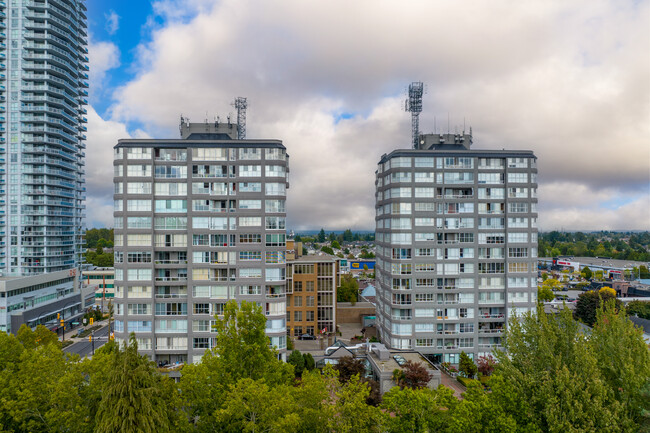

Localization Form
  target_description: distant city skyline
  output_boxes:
[85,0,649,231]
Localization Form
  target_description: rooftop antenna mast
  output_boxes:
[232,97,248,139]
[405,82,424,149]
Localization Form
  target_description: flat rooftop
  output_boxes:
[541,257,650,269]
[368,350,437,374]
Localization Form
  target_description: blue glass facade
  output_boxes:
[4,0,87,275]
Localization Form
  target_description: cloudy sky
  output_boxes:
[85,0,649,232]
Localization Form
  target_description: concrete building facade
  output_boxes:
[4,0,88,276]
[113,121,289,364]
[374,132,538,364]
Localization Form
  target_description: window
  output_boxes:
[126,165,152,177]
[240,165,261,177]
[507,172,528,183]
[239,200,261,209]
[478,173,504,184]
[154,217,187,230]
[240,234,262,244]
[155,200,187,213]
[265,165,286,177]
[127,234,152,247]
[155,183,187,196]
[127,269,152,281]
[239,251,261,261]
[508,262,529,273]
[127,217,152,229]
[265,216,285,230]
[478,263,505,274]
[239,148,261,160]
[265,199,285,213]
[192,148,227,161]
[507,157,528,168]
[265,148,286,160]
[265,183,286,195]
[239,182,261,192]
[265,234,286,246]
[193,303,210,314]
[154,165,187,179]
[239,216,261,227]
[127,252,152,263]
[127,182,152,194]
[127,200,151,212]
[155,303,188,316]
[508,202,528,213]
[126,148,152,159]
[507,232,528,243]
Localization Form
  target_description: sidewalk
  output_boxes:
[61,318,110,344]
[439,370,466,399]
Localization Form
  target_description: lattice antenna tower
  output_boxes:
[232,97,248,139]
[404,82,424,149]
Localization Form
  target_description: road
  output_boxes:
[63,324,111,358]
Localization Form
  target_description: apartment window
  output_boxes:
[127,252,152,263]
[239,200,261,209]
[478,263,505,274]
[239,216,262,227]
[155,183,187,196]
[126,165,152,177]
[507,232,529,243]
[126,148,152,159]
[507,157,528,168]
[127,217,152,229]
[265,183,286,196]
[265,148,286,160]
[127,200,151,212]
[127,304,151,315]
[305,311,315,321]
[239,182,261,192]
[265,199,285,213]
[193,303,210,314]
[508,262,529,273]
[155,200,187,213]
[265,216,286,230]
[306,296,315,307]
[127,182,152,194]
[239,234,262,244]
[508,202,528,213]
[294,296,303,307]
[265,234,286,247]
[239,251,261,261]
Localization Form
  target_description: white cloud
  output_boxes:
[105,10,120,35]
[88,40,120,99]
[98,0,648,230]
[85,105,131,227]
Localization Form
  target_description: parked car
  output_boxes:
[299,334,316,340]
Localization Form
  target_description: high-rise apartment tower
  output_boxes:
[3,0,88,275]
[113,121,289,364]
[374,132,538,364]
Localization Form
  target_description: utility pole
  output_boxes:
[90,331,95,356]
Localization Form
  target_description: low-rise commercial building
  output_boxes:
[0,268,84,334]
[82,268,115,309]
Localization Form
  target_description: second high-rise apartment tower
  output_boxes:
[375,132,538,364]
[113,121,289,364]
[4,0,88,275]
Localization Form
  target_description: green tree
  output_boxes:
[337,274,359,303]
[574,289,621,327]
[590,300,650,425]
[287,350,305,378]
[180,300,292,430]
[491,306,632,432]
[538,285,555,303]
[381,386,456,433]
[458,351,477,379]
[321,245,334,255]
[213,379,298,432]
[303,352,316,371]
[627,301,650,320]
[318,228,326,243]
[582,266,593,279]
[331,240,341,250]
[95,335,185,433]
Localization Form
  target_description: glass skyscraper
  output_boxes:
[3,0,88,275]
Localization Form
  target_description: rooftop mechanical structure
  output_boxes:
[405,82,424,149]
